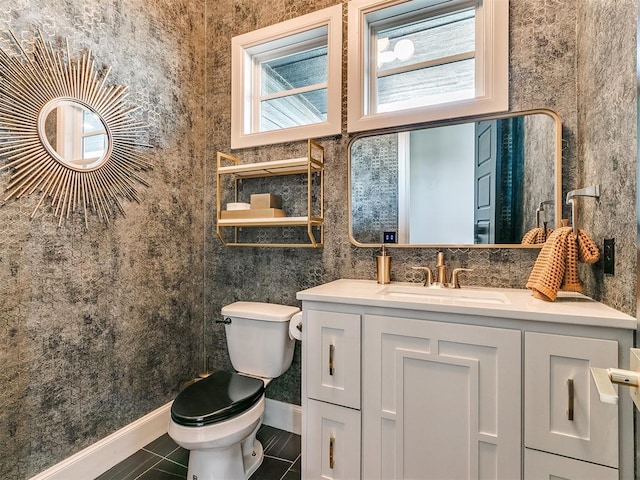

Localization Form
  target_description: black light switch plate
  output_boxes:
[603,238,615,275]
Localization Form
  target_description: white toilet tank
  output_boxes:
[221,301,300,379]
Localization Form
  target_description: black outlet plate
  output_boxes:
[383,231,397,243]
[603,238,615,275]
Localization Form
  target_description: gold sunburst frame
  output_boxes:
[0,30,152,228]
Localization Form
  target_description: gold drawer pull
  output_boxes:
[329,434,335,469]
[567,378,574,421]
[329,343,335,375]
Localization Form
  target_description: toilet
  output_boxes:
[168,301,301,480]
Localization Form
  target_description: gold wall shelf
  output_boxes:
[216,139,324,247]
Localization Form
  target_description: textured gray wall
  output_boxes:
[0,0,637,478]
[575,5,638,475]
[0,1,206,478]
[576,0,638,316]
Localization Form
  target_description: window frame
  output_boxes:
[56,102,107,166]
[347,0,509,133]
[231,4,342,149]
[81,109,107,162]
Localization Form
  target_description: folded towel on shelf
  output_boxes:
[521,227,553,245]
[526,227,600,301]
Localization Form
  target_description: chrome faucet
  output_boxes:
[412,251,474,288]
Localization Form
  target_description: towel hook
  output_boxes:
[536,200,555,229]
[566,185,600,234]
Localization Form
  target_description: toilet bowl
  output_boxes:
[168,302,301,480]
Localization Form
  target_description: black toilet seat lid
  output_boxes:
[171,371,265,427]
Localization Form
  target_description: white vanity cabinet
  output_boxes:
[298,280,636,480]
[362,314,521,479]
[303,309,361,479]
[524,449,618,480]
[306,310,361,409]
[305,398,361,480]
[524,332,619,479]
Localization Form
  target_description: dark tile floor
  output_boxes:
[95,425,301,480]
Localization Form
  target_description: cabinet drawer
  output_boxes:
[525,448,617,479]
[306,310,361,408]
[524,332,618,468]
[304,398,361,480]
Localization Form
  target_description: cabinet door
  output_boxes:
[524,332,618,468]
[306,310,361,409]
[524,448,617,480]
[362,315,521,480]
[304,398,361,480]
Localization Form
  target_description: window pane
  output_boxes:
[83,134,107,160]
[82,109,104,133]
[376,9,475,72]
[259,88,327,131]
[232,4,342,148]
[347,0,508,133]
[377,58,475,113]
[261,45,328,95]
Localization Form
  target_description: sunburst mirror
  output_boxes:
[0,30,152,228]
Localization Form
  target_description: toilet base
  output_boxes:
[244,438,264,478]
[169,395,266,480]
[186,438,264,480]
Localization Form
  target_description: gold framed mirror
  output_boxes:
[0,30,152,228]
[348,109,562,248]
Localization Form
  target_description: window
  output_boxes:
[51,101,108,168]
[231,5,342,149]
[81,109,108,162]
[348,0,509,132]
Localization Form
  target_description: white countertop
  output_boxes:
[296,279,637,330]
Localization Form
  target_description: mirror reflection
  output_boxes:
[349,110,561,247]
[40,99,110,170]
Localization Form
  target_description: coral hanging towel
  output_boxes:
[526,226,600,301]
[521,227,553,245]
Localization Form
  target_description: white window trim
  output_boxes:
[231,4,342,149]
[347,0,509,133]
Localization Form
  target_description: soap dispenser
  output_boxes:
[376,245,391,284]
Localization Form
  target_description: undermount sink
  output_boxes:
[377,284,511,305]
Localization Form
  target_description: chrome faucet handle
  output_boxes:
[411,266,434,287]
[450,268,474,289]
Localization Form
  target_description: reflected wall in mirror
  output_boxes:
[349,110,561,247]
[0,30,152,228]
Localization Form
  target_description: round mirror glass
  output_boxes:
[39,99,111,170]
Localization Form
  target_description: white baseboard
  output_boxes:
[29,402,173,480]
[29,398,301,480]
[263,398,302,436]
